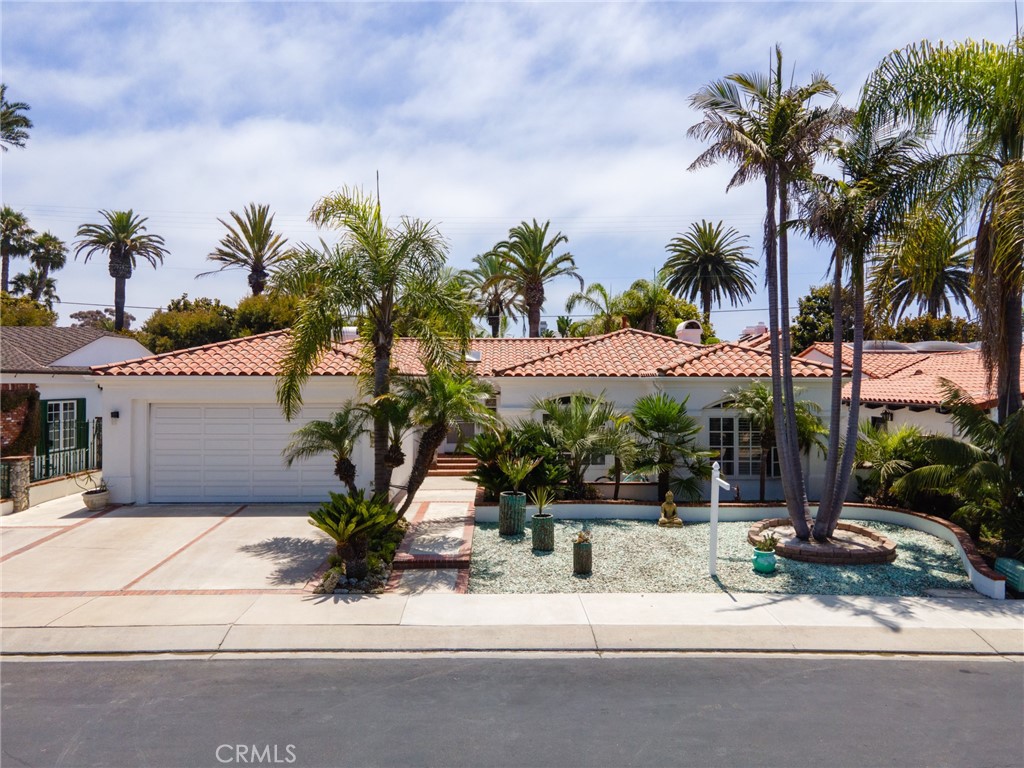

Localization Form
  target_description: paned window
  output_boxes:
[708,415,778,478]
[46,400,78,451]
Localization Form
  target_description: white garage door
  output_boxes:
[149,404,340,503]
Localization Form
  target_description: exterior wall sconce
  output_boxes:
[882,410,894,422]
[110,410,120,420]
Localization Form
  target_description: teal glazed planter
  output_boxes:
[498,491,527,536]
[753,549,777,574]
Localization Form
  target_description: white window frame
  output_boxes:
[707,412,778,479]
[46,400,78,452]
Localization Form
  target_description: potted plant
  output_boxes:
[752,531,779,574]
[573,528,592,575]
[497,455,539,536]
[81,479,109,511]
[529,485,555,552]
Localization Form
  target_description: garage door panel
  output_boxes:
[150,404,338,502]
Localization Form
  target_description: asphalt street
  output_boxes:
[1,656,1021,768]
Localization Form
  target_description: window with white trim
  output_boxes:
[46,400,78,451]
[708,415,778,478]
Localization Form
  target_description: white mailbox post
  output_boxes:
[709,461,732,577]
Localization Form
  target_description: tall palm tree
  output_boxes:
[10,269,59,309]
[863,37,1024,421]
[729,382,827,502]
[800,119,928,539]
[74,210,168,331]
[23,232,67,303]
[490,219,583,337]
[870,206,974,321]
[689,46,846,538]
[533,392,616,499]
[395,370,496,516]
[0,84,32,151]
[282,404,368,495]
[565,282,622,335]
[662,220,757,323]
[631,392,712,501]
[198,203,288,295]
[1,206,35,293]
[275,186,475,496]
[461,251,523,337]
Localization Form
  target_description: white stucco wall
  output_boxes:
[4,373,103,424]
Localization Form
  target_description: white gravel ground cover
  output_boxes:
[468,519,973,596]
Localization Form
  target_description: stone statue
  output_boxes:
[658,491,683,527]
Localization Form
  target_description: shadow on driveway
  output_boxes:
[238,537,331,586]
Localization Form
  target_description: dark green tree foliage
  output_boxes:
[790,284,855,352]
[140,294,234,353]
[232,293,298,336]
[69,308,135,331]
[465,423,569,501]
[875,315,981,343]
[0,292,55,326]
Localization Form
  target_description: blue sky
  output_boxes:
[1,0,1014,338]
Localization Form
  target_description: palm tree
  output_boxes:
[10,269,59,310]
[565,282,621,335]
[689,46,846,537]
[871,207,974,321]
[282,404,368,495]
[23,232,67,303]
[863,37,1024,421]
[395,371,496,516]
[1,206,35,293]
[461,251,523,337]
[275,186,475,496]
[662,220,757,323]
[631,392,712,501]
[74,210,168,331]
[0,84,32,151]
[490,219,583,337]
[729,382,827,502]
[853,422,927,506]
[616,275,677,334]
[801,119,929,540]
[893,382,1024,555]
[198,203,288,295]
[533,392,616,499]
[601,413,638,501]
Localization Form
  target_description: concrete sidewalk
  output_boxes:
[2,592,1021,657]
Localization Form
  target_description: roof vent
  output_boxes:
[464,350,482,363]
[340,326,359,342]
[676,320,703,345]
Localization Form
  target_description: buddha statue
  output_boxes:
[658,491,683,527]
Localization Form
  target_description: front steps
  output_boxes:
[427,455,479,478]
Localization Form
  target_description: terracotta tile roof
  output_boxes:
[93,330,362,376]
[659,342,838,378]
[494,329,699,377]
[844,348,1024,408]
[1,326,125,373]
[799,342,930,379]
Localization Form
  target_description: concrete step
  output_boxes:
[426,469,477,477]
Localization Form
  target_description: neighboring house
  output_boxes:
[93,327,839,504]
[799,340,1024,435]
[1,327,152,492]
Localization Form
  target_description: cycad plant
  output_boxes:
[893,382,1024,555]
[282,403,368,495]
[308,490,400,580]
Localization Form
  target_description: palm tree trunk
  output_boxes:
[113,276,127,331]
[487,311,501,338]
[1,254,9,294]
[702,290,712,328]
[777,183,812,528]
[372,341,392,496]
[998,289,1023,421]
[764,172,809,538]
[818,248,846,522]
[398,422,448,517]
[815,253,866,539]
[613,456,622,501]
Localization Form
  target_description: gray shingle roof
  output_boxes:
[0,327,121,373]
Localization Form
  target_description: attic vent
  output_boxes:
[465,350,482,363]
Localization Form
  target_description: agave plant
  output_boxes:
[308,490,399,580]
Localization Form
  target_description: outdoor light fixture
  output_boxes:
[110,410,120,420]
[882,410,894,422]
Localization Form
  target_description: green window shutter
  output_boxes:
[76,398,87,450]
[38,399,51,454]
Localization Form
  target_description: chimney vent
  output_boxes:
[676,320,703,345]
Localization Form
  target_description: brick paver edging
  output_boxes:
[392,501,474,570]
[747,518,898,564]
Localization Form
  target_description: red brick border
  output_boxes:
[748,518,898,564]
[392,500,474,570]
[0,504,120,564]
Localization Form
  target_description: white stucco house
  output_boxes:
[91,327,842,505]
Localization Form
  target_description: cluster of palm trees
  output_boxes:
[687,37,1022,542]
[1,207,67,308]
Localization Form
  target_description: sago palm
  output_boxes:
[282,403,368,495]
[275,186,474,495]
[490,219,583,337]
[198,203,289,295]
[74,210,168,331]
[689,45,846,537]
[662,220,757,324]
[395,370,496,515]
[863,37,1024,421]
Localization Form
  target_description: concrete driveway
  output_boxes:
[0,495,332,596]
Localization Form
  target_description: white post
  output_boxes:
[710,461,731,577]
